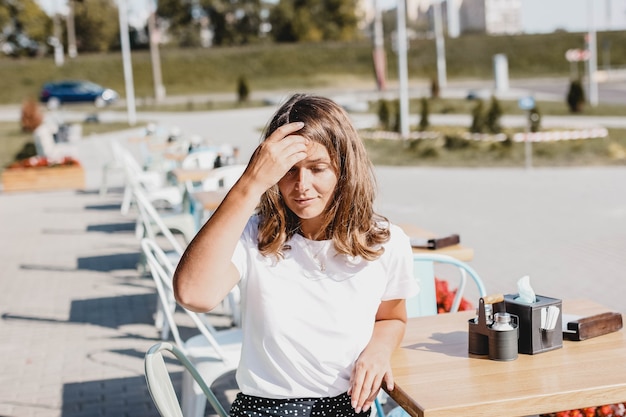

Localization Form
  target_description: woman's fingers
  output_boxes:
[266,121,305,143]
[350,360,395,413]
[243,122,308,191]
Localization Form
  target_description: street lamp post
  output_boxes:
[586,0,599,107]
[118,0,137,126]
[148,10,166,102]
[396,0,409,139]
[433,0,447,89]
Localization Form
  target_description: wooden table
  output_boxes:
[386,299,626,417]
[400,224,474,262]
[170,167,215,183]
[191,190,229,212]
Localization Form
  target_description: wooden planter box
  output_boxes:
[1,165,85,192]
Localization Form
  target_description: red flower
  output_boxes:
[6,156,80,169]
[435,278,473,313]
[599,405,614,416]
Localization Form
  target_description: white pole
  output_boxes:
[433,1,447,88]
[396,0,409,139]
[118,0,137,126]
[446,0,460,38]
[587,0,599,107]
[148,9,166,102]
[373,0,387,91]
[67,0,77,58]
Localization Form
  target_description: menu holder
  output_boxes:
[563,312,623,341]
[410,234,460,250]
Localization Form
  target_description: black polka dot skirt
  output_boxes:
[229,392,372,417]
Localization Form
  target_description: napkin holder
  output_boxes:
[504,294,563,354]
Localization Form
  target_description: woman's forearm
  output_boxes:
[173,177,263,312]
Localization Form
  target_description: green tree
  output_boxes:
[156,0,195,45]
[269,0,360,42]
[73,0,119,52]
[0,0,51,53]
[157,0,263,47]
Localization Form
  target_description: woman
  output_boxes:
[174,93,419,416]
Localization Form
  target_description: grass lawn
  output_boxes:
[2,95,626,171]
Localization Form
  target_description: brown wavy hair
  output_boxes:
[257,93,390,261]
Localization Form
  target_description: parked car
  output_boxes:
[39,80,119,109]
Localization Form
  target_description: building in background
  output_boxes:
[458,0,522,35]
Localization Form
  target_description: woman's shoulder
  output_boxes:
[387,222,410,246]
[241,214,261,241]
[375,220,409,241]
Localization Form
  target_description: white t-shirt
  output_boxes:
[231,215,419,399]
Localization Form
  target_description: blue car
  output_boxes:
[39,80,119,109]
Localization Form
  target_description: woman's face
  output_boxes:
[277,140,338,238]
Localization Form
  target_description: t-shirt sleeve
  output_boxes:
[231,215,260,280]
[381,224,420,301]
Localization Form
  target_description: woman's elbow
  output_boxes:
[173,277,219,313]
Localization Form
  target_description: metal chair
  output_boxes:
[141,238,242,417]
[144,341,229,417]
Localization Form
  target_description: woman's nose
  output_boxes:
[295,169,310,190]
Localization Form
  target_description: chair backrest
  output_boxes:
[141,238,231,361]
[406,253,487,318]
[144,341,229,417]
[198,164,246,192]
[182,150,219,170]
[135,186,186,256]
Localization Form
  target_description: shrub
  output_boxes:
[20,98,43,133]
[377,99,391,130]
[486,96,503,134]
[419,97,429,131]
[444,133,471,150]
[566,79,585,113]
[529,106,542,132]
[430,77,440,99]
[392,100,401,133]
[237,76,250,103]
[470,100,485,133]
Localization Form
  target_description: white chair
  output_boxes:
[100,139,126,196]
[141,238,242,417]
[197,164,246,192]
[373,253,488,417]
[119,145,183,216]
[182,149,219,170]
[144,341,230,417]
[33,121,79,163]
[133,185,194,253]
[135,186,241,329]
